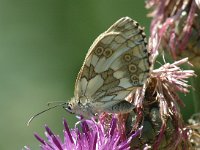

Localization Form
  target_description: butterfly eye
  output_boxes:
[64,103,74,114]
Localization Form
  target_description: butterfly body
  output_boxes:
[66,17,150,118]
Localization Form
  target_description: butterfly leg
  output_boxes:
[109,100,135,114]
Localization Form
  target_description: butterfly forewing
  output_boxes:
[74,17,150,112]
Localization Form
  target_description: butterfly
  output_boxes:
[65,17,150,118]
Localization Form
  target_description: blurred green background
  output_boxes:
[0,0,195,149]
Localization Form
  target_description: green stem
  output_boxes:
[191,67,200,113]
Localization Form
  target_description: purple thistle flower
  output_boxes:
[148,58,195,148]
[146,0,200,67]
[119,57,196,149]
[145,2,200,148]
[26,118,142,150]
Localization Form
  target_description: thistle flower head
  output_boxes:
[146,0,200,67]
[25,117,142,150]
[120,57,196,149]
[144,1,200,148]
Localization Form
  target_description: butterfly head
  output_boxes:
[64,97,95,118]
[63,98,77,114]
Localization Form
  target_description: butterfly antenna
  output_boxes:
[27,102,67,126]
[47,101,66,107]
